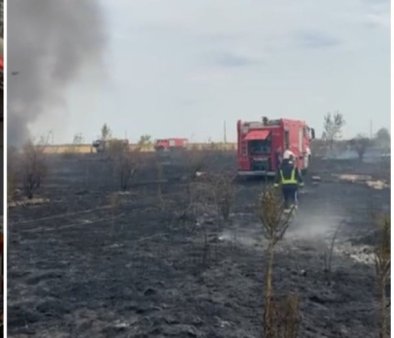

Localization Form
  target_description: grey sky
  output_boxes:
[28,0,390,143]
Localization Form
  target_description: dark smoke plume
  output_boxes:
[8,0,106,146]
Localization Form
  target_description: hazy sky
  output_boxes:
[28,0,390,143]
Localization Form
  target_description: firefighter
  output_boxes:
[283,147,297,170]
[283,147,295,161]
[273,158,304,209]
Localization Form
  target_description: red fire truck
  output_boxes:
[237,117,315,176]
[154,138,188,151]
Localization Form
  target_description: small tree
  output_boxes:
[21,141,48,199]
[350,135,370,162]
[118,153,137,191]
[101,123,112,141]
[323,111,345,150]
[375,215,390,338]
[108,140,136,191]
[276,294,301,338]
[257,186,296,338]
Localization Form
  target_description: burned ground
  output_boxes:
[8,151,390,337]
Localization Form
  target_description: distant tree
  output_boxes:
[323,112,345,149]
[375,128,390,149]
[101,123,112,141]
[106,139,136,190]
[21,141,48,199]
[137,135,152,150]
[350,134,370,162]
[38,133,51,147]
[73,133,84,145]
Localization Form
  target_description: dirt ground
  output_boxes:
[8,151,390,337]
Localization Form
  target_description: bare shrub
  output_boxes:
[187,180,217,267]
[374,215,390,338]
[323,223,342,284]
[154,160,176,212]
[20,141,48,199]
[200,172,235,224]
[189,173,235,222]
[349,135,370,162]
[173,170,233,267]
[118,154,137,191]
[108,140,137,191]
[213,173,235,223]
[7,146,19,202]
[257,185,295,338]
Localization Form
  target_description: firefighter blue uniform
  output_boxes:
[274,159,304,208]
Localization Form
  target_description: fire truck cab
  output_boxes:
[237,117,315,176]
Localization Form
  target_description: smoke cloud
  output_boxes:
[8,0,106,146]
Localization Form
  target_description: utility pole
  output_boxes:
[369,120,373,139]
[48,130,54,144]
[223,121,227,144]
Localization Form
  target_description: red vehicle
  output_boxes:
[237,117,315,176]
[154,138,188,151]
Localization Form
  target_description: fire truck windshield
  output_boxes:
[248,139,271,155]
